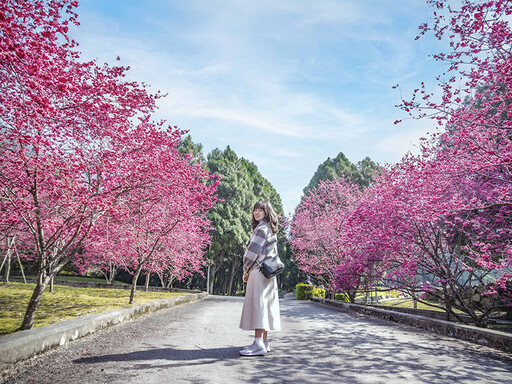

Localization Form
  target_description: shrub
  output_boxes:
[335,293,350,302]
[296,283,325,300]
[296,283,314,300]
[313,287,326,299]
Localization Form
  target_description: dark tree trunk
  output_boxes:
[227,258,236,296]
[222,273,228,295]
[20,274,51,330]
[209,265,219,295]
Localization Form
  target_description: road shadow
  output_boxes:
[73,346,241,364]
[237,298,512,384]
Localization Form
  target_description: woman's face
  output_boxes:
[253,208,265,222]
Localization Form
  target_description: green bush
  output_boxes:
[296,283,314,300]
[335,293,350,302]
[313,287,326,299]
[296,283,325,300]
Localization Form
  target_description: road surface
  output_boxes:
[2,295,512,383]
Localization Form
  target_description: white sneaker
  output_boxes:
[239,341,267,356]
[264,341,270,353]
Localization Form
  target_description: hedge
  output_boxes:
[296,283,325,300]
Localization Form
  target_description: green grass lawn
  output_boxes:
[378,298,447,311]
[378,298,470,315]
[0,282,187,336]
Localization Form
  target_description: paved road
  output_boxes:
[2,295,512,384]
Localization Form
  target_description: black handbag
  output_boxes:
[259,256,284,279]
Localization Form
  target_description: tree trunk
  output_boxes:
[3,252,11,282]
[206,264,210,294]
[16,250,27,284]
[20,274,51,330]
[158,272,165,288]
[107,261,117,284]
[209,265,219,295]
[442,283,451,320]
[222,275,228,295]
[227,258,236,296]
[2,236,16,282]
[129,268,142,304]
[145,272,150,292]
[0,253,8,277]
[348,289,357,303]
[411,289,418,309]
[49,276,54,292]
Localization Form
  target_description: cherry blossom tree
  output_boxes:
[289,180,361,293]
[395,0,512,298]
[95,127,217,303]
[288,0,510,326]
[341,154,506,325]
[0,0,218,328]
[327,0,512,325]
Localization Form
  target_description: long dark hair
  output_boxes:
[251,200,279,234]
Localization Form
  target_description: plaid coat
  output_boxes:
[242,221,278,276]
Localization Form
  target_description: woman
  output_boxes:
[239,200,281,356]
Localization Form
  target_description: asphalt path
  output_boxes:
[2,294,512,384]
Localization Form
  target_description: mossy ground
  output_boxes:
[0,282,186,336]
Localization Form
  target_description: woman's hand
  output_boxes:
[243,274,249,283]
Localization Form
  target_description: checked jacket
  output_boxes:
[242,221,278,278]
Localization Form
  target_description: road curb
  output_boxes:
[311,297,512,353]
[0,292,208,370]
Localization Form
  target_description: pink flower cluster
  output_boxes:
[289,0,512,325]
[0,0,218,328]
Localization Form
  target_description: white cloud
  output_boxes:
[70,0,445,214]
[369,119,438,164]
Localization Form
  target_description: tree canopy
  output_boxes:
[205,146,286,295]
[303,152,380,195]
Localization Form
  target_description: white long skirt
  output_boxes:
[239,268,281,331]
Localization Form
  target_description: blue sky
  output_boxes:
[70,0,448,214]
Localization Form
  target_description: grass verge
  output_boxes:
[54,275,129,284]
[377,298,449,312]
[0,282,187,336]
